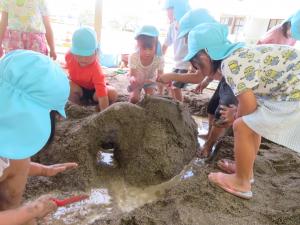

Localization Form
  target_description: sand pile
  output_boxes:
[90,138,300,225]
[34,96,198,188]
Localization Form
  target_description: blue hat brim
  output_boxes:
[206,42,244,60]
[71,46,96,56]
[0,89,51,159]
[178,28,189,39]
[183,48,199,62]
[291,25,300,40]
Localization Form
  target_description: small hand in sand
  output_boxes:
[27,195,57,219]
[43,162,78,177]
[219,104,237,125]
[196,144,211,158]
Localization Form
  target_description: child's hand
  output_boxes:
[42,162,78,177]
[50,50,57,60]
[27,195,57,219]
[0,46,3,58]
[219,104,237,125]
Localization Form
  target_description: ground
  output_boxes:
[26,70,300,225]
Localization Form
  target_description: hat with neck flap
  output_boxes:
[184,23,245,61]
[0,50,70,159]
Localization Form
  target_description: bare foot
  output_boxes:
[217,159,236,174]
[217,159,254,184]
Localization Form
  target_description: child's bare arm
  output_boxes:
[29,162,78,177]
[98,96,109,111]
[0,195,57,225]
[236,89,257,118]
[0,12,8,56]
[42,16,56,60]
[158,70,205,84]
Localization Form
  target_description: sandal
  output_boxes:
[208,172,253,200]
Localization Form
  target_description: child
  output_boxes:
[0,50,78,224]
[162,0,191,101]
[66,26,118,111]
[177,8,236,158]
[0,0,56,59]
[217,9,300,174]
[128,25,164,103]
[257,10,300,45]
[179,22,300,199]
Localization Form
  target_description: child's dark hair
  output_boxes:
[41,110,56,150]
[282,21,291,38]
[190,50,222,73]
[211,60,222,74]
[136,35,156,49]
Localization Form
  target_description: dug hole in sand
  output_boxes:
[26,95,300,225]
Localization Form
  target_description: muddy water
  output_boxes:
[43,116,209,225]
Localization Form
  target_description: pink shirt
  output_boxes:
[257,25,296,46]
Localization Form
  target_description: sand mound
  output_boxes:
[34,96,198,188]
[90,139,300,225]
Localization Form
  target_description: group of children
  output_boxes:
[0,0,300,223]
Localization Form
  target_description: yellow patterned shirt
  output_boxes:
[0,0,48,32]
[222,45,300,101]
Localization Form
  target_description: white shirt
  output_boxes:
[164,22,190,70]
[129,51,164,83]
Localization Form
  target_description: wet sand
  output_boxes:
[26,71,300,225]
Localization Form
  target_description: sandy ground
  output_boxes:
[26,70,300,225]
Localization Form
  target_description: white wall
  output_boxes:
[243,17,270,44]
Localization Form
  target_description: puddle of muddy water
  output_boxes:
[43,116,209,225]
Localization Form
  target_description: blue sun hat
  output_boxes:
[71,26,98,56]
[290,10,300,40]
[134,25,162,56]
[163,0,191,21]
[184,23,245,61]
[178,8,217,39]
[0,50,70,160]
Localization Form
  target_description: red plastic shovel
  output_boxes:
[51,195,89,207]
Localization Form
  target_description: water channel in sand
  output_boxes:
[43,116,208,225]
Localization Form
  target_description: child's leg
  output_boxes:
[172,87,183,101]
[209,118,258,195]
[69,81,83,104]
[198,126,226,158]
[129,89,141,104]
[144,87,155,95]
[157,83,165,95]
[233,118,259,183]
[0,159,30,210]
[106,85,118,104]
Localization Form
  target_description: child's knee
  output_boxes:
[233,118,252,134]
[107,87,118,103]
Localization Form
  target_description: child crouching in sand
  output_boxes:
[128,25,164,103]
[160,22,300,199]
[66,27,118,111]
[0,50,78,224]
